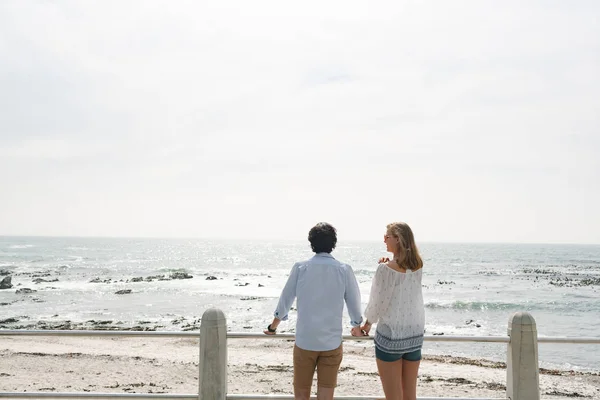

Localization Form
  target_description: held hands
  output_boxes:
[360,321,372,336]
[350,326,366,337]
[378,257,390,263]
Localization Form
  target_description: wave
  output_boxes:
[426,300,523,311]
[8,244,35,249]
[426,299,599,313]
[353,269,376,276]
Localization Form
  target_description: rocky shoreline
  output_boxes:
[0,316,204,332]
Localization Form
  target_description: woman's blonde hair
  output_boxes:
[387,222,423,270]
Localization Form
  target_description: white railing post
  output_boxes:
[507,312,540,400]
[198,308,227,400]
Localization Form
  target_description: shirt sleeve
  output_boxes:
[344,264,363,327]
[364,264,396,324]
[273,263,300,321]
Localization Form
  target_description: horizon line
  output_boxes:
[0,234,598,246]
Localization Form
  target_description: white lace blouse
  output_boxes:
[364,263,425,354]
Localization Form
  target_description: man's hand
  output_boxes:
[263,319,280,335]
[378,257,390,263]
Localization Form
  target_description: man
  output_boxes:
[264,222,364,400]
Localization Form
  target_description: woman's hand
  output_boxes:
[360,321,372,335]
[378,257,390,263]
[350,326,366,336]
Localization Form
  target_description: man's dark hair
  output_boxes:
[308,222,337,253]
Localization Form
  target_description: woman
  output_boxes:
[361,222,425,400]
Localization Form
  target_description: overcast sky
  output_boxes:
[0,1,599,243]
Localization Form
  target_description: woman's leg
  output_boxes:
[400,357,420,400]
[376,357,403,400]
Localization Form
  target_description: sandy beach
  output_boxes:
[1,335,598,399]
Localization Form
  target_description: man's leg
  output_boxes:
[315,344,343,400]
[293,344,318,400]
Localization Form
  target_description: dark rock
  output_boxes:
[206,276,217,280]
[475,324,481,328]
[33,278,59,284]
[31,272,52,278]
[130,277,144,283]
[580,277,600,286]
[0,269,12,276]
[16,288,36,294]
[0,276,13,289]
[545,390,587,397]
[466,319,474,325]
[446,377,474,385]
[182,324,201,331]
[240,296,258,301]
[258,284,264,287]
[433,332,444,335]
[171,272,193,280]
[145,275,165,281]
[0,317,19,324]
[126,326,157,331]
[36,321,72,330]
[89,277,111,283]
[235,282,250,287]
[115,289,132,295]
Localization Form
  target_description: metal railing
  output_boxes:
[4,329,598,343]
[1,310,599,400]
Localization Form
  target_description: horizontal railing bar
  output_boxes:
[0,330,200,338]
[537,336,600,344]
[0,394,196,399]
[228,333,511,343]
[0,394,505,400]
[0,330,507,342]
[1,330,599,344]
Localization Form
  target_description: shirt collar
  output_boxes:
[314,252,334,258]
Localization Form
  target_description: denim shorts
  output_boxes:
[375,346,422,362]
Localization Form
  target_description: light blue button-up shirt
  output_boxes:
[274,253,363,351]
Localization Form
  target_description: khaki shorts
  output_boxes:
[293,343,343,390]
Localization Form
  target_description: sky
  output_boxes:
[0,1,599,244]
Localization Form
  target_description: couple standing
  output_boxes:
[264,222,425,400]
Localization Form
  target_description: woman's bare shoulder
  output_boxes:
[384,260,407,274]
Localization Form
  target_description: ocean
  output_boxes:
[0,236,598,371]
